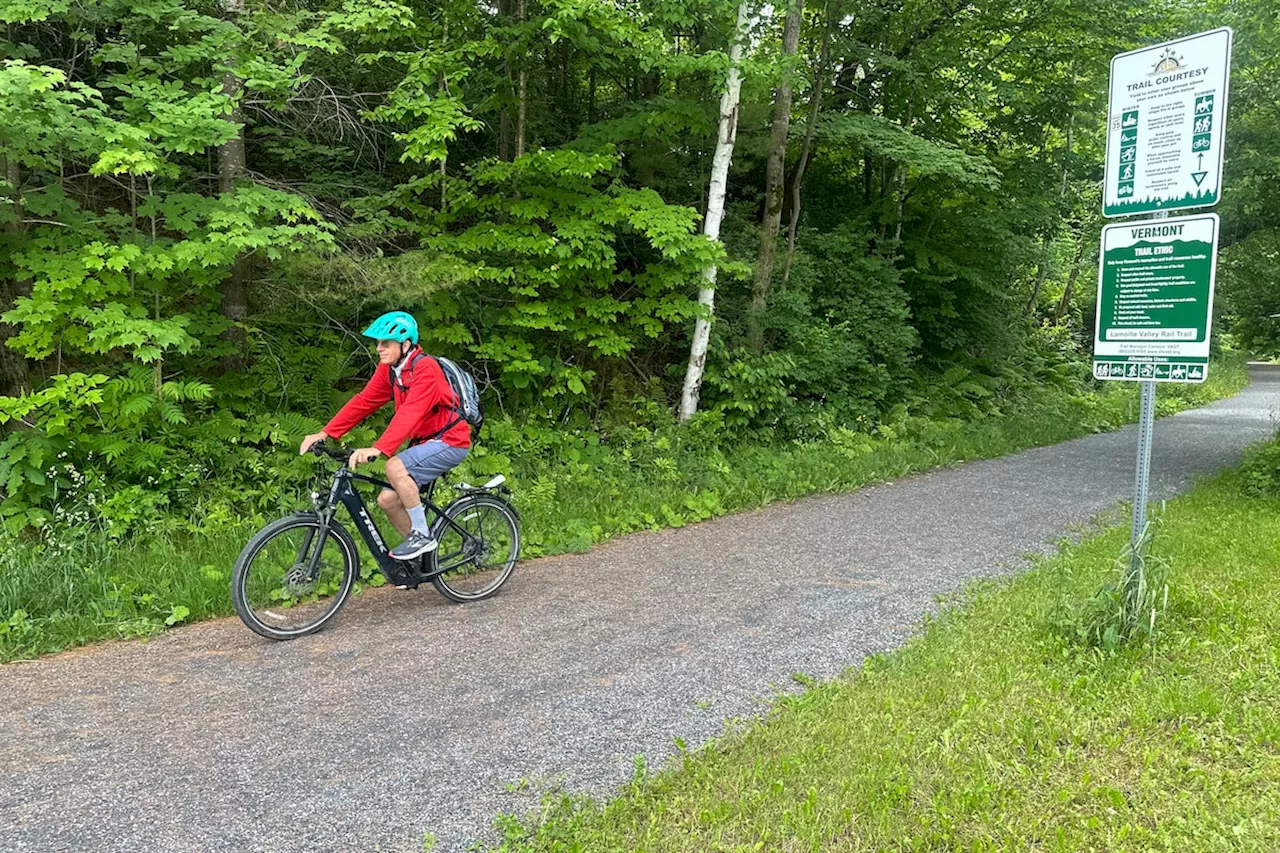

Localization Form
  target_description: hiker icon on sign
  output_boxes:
[1122,164,1133,179]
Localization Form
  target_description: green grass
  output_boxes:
[0,362,1250,662]
[0,529,249,653]
[488,468,1280,852]
[507,364,1249,556]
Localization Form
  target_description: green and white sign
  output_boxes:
[1104,28,1232,217]
[1093,213,1219,383]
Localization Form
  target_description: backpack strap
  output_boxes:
[416,354,469,441]
[429,415,466,442]
[393,351,428,393]
[429,355,466,418]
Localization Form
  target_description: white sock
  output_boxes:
[407,505,429,536]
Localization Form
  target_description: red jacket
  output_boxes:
[323,348,471,456]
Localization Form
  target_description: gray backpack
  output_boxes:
[432,355,483,430]
[397,353,483,433]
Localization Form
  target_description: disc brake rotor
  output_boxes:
[284,562,316,596]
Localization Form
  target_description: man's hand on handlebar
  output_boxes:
[302,437,379,469]
[299,432,330,455]
[306,441,352,464]
[347,447,382,470]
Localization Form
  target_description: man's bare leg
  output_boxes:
[379,456,421,538]
[376,489,411,537]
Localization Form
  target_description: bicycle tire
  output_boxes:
[429,494,521,603]
[231,514,360,640]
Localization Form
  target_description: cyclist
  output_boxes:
[299,310,469,562]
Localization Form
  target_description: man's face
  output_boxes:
[375,339,402,365]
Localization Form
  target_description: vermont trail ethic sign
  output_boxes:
[1104,28,1232,217]
[1093,213,1219,383]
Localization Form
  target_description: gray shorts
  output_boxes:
[395,440,469,487]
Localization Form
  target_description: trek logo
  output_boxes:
[357,506,387,552]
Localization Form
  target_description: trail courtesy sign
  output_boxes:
[1093,214,1219,383]
[1104,28,1232,217]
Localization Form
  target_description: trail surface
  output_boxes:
[4,367,1278,852]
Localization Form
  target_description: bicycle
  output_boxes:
[231,442,521,640]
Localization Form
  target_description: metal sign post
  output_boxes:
[1130,213,1163,564]
[1132,380,1156,553]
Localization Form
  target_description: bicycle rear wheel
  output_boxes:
[430,494,520,603]
[231,515,359,640]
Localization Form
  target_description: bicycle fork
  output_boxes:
[297,480,343,581]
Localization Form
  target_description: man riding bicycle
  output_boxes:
[299,311,469,562]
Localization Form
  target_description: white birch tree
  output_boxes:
[678,0,750,423]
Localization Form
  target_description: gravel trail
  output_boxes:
[4,366,1279,852]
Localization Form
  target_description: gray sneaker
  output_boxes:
[389,530,438,561]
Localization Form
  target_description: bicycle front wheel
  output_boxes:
[231,514,359,640]
[430,494,521,603]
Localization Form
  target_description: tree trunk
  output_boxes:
[1,153,30,396]
[679,1,749,423]
[782,4,833,289]
[1025,232,1053,315]
[515,0,527,158]
[439,17,449,212]
[1054,232,1086,323]
[3,155,21,240]
[746,0,805,354]
[643,70,660,98]
[218,0,249,369]
[500,0,528,160]
[588,67,597,125]
[1029,106,1070,315]
[893,102,915,246]
[498,0,514,160]
[863,152,873,204]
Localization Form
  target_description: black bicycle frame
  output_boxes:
[319,467,478,578]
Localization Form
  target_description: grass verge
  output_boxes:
[0,361,1251,662]
[488,464,1280,851]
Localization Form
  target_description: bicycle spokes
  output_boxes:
[241,523,349,631]
[433,499,518,598]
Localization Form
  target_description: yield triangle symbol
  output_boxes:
[1191,171,1208,186]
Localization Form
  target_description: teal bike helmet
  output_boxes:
[362,310,419,344]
